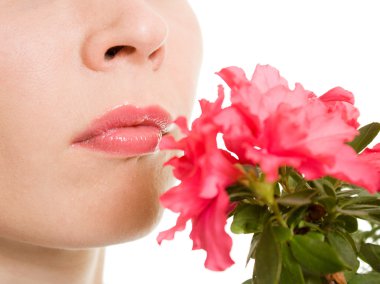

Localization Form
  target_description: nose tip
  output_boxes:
[81,4,168,72]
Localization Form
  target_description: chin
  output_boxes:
[30,203,165,250]
[72,190,167,248]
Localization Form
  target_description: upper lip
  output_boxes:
[72,104,173,143]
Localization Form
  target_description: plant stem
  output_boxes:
[271,201,288,228]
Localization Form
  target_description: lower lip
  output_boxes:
[71,126,162,157]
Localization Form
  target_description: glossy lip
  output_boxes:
[71,104,173,157]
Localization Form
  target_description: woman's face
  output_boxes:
[0,0,202,248]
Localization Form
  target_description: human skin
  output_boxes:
[0,0,202,283]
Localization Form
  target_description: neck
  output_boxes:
[0,237,105,284]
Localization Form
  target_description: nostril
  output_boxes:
[104,45,136,60]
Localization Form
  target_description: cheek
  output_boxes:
[0,12,65,225]
[0,8,79,167]
[158,5,203,119]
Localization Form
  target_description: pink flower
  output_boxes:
[319,87,360,128]
[158,64,380,273]
[216,64,379,192]
[157,90,242,271]
[360,143,380,175]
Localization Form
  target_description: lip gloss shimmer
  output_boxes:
[74,125,162,157]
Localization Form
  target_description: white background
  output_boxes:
[104,1,380,283]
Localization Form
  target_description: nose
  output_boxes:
[81,1,168,72]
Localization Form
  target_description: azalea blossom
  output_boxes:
[216,64,379,192]
[158,64,380,275]
[157,90,242,271]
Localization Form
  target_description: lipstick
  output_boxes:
[71,104,173,158]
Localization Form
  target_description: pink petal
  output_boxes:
[327,147,380,193]
[174,116,190,135]
[190,191,235,271]
[320,87,355,104]
[216,66,250,90]
[360,143,380,175]
[159,135,181,150]
[319,87,360,128]
[157,214,188,244]
[250,64,289,93]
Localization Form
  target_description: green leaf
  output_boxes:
[337,209,370,219]
[304,275,325,284]
[327,231,359,271]
[246,233,261,265]
[340,196,380,207]
[288,170,309,192]
[336,188,365,198]
[368,213,380,224]
[273,226,293,242]
[289,233,348,274]
[348,272,380,284]
[344,270,356,282]
[343,204,380,213]
[252,180,275,204]
[227,183,253,203]
[338,208,380,223]
[279,245,305,284]
[322,176,340,191]
[231,204,268,234]
[277,190,318,206]
[312,179,336,197]
[347,122,380,153]
[316,196,336,212]
[242,279,252,284]
[363,214,380,224]
[287,167,305,183]
[335,215,358,233]
[340,231,359,254]
[359,243,380,272]
[306,231,325,242]
[286,206,308,227]
[253,224,282,284]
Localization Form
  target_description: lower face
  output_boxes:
[0,0,202,248]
